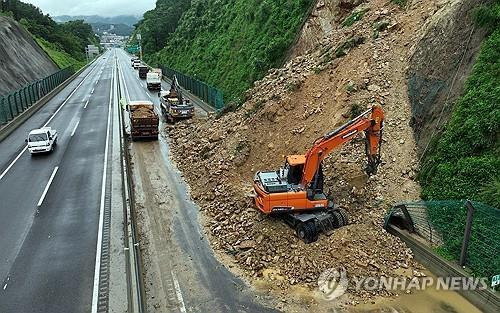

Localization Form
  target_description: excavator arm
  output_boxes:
[301,105,384,186]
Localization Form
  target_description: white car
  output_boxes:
[26,127,58,154]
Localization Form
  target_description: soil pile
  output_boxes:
[165,0,452,305]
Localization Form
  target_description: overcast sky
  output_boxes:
[23,0,156,17]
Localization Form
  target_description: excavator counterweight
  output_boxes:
[253,106,384,243]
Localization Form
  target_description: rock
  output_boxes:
[239,240,256,250]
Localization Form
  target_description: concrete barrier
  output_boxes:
[386,224,500,313]
[0,60,95,143]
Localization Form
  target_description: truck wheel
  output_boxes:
[296,222,316,244]
[295,222,308,242]
[331,211,344,228]
[337,208,349,226]
[307,221,319,243]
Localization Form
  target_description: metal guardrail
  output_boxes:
[160,65,225,111]
[0,67,73,125]
[384,200,500,280]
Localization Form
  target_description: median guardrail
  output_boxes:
[0,67,73,125]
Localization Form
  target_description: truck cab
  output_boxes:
[146,70,162,91]
[26,127,58,154]
[133,59,141,69]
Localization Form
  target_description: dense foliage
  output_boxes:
[133,0,191,55]
[0,0,98,68]
[141,0,314,102]
[419,2,500,208]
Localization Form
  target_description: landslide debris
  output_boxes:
[164,0,449,306]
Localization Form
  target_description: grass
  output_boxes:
[35,37,85,71]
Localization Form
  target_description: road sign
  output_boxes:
[492,274,500,287]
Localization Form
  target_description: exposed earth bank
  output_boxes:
[164,0,481,310]
[0,16,58,96]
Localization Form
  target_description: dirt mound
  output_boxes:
[164,0,453,307]
[0,16,58,96]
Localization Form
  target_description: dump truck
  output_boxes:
[146,69,162,91]
[128,101,159,141]
[253,106,384,243]
[159,76,194,123]
[138,65,149,79]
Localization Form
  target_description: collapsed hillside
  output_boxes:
[0,16,58,95]
[162,0,452,307]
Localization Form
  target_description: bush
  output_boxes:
[419,10,500,208]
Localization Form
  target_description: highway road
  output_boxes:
[0,50,117,312]
[116,50,276,312]
[0,48,274,313]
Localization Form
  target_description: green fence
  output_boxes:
[385,200,500,280]
[0,67,73,125]
[160,66,225,111]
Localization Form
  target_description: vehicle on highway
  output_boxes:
[26,127,58,154]
[133,59,141,69]
[159,76,194,123]
[138,65,149,79]
[131,56,139,66]
[127,101,159,141]
[146,69,162,91]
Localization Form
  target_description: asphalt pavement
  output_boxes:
[0,50,116,312]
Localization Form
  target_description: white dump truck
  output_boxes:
[146,69,162,91]
[26,127,58,154]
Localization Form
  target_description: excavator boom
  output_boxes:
[301,106,383,186]
[252,105,384,243]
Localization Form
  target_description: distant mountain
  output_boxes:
[54,15,141,27]
[90,22,134,36]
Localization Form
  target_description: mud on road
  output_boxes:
[129,135,276,313]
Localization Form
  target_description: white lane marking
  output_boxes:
[37,166,59,207]
[0,146,28,181]
[0,58,103,182]
[84,99,89,109]
[70,120,80,137]
[147,93,151,99]
[91,50,115,313]
[171,271,187,313]
[43,58,102,127]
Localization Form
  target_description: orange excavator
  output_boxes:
[253,105,384,243]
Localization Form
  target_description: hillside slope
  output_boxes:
[144,0,316,102]
[0,16,58,95]
[164,0,436,309]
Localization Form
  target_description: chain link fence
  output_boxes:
[0,67,73,125]
[159,65,225,111]
[385,200,500,280]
